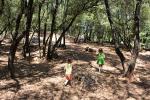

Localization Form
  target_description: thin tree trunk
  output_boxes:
[8,41,18,78]
[8,0,34,78]
[50,14,78,58]
[0,0,4,15]
[23,0,34,59]
[8,0,24,78]
[104,0,126,72]
[60,0,69,47]
[125,0,142,79]
[43,23,47,57]
[89,27,93,42]
[74,28,81,43]
[47,0,59,60]
[38,3,42,58]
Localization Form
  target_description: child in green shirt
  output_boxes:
[64,58,73,86]
[97,48,105,72]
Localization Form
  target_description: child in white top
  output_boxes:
[64,58,73,86]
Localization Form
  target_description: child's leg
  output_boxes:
[68,74,72,86]
[99,65,102,72]
[64,75,69,85]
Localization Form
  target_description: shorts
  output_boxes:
[65,74,72,80]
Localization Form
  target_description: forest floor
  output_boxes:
[0,36,150,100]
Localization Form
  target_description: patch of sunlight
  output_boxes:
[32,56,42,64]
[126,97,136,100]
[102,65,116,71]
[0,91,15,99]
[21,84,42,91]
[41,76,64,85]
[71,95,79,100]
[54,63,65,69]
[90,60,98,67]
[136,59,146,67]
[73,60,89,65]
[0,55,8,62]
[140,51,150,55]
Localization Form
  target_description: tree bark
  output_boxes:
[23,0,34,59]
[47,0,59,60]
[38,3,42,58]
[125,0,142,78]
[61,0,69,47]
[49,14,78,59]
[74,27,81,43]
[8,0,34,78]
[7,0,25,78]
[43,23,47,57]
[104,0,126,72]
[0,0,4,15]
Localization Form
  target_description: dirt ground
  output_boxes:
[0,38,150,100]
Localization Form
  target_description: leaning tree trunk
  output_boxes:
[50,14,78,58]
[104,0,126,72]
[125,0,142,78]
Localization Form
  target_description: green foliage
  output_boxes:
[0,0,149,45]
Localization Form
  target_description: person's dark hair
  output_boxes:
[98,48,103,53]
[67,58,72,63]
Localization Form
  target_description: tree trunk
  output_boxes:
[23,0,34,59]
[49,14,78,59]
[125,0,142,78]
[0,31,7,45]
[104,0,126,72]
[38,3,42,58]
[43,23,47,57]
[8,41,18,79]
[47,0,59,60]
[60,0,69,48]
[8,0,24,78]
[8,0,34,78]
[0,0,4,15]
[74,28,81,43]
[88,27,93,42]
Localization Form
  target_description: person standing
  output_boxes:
[97,48,105,72]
